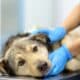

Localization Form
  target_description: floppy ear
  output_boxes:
[30,33,53,51]
[30,33,50,44]
[0,58,8,75]
[0,58,16,76]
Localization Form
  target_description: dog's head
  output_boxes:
[1,33,52,77]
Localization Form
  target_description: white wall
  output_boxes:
[0,0,1,54]
[0,0,1,26]
[24,0,59,32]
[0,0,22,55]
[59,0,80,22]
[24,0,80,32]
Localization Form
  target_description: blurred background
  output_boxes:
[0,0,80,56]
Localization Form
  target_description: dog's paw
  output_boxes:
[66,59,80,71]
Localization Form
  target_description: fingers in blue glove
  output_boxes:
[47,45,72,75]
[31,27,67,43]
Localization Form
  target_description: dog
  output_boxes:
[0,33,52,77]
[0,27,80,77]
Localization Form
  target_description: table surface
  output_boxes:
[0,71,80,80]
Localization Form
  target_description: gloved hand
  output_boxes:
[47,45,72,75]
[32,27,67,43]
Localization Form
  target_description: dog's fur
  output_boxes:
[0,27,80,77]
[62,27,80,71]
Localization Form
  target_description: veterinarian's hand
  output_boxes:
[32,27,66,43]
[47,45,72,75]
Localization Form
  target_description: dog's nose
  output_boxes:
[37,61,49,72]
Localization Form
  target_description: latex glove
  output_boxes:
[32,27,66,43]
[47,45,72,75]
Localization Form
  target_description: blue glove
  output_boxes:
[47,45,72,75]
[32,27,67,43]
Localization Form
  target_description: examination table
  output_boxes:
[0,71,80,80]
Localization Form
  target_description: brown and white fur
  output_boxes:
[0,27,80,77]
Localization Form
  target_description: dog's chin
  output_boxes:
[30,72,48,78]
[26,67,50,77]
[13,68,50,77]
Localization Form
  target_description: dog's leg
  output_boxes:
[66,58,80,71]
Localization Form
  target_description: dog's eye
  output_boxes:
[18,59,26,66]
[32,46,38,52]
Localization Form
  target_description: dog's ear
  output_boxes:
[0,58,8,75]
[31,33,50,44]
[1,58,16,76]
[0,58,5,66]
